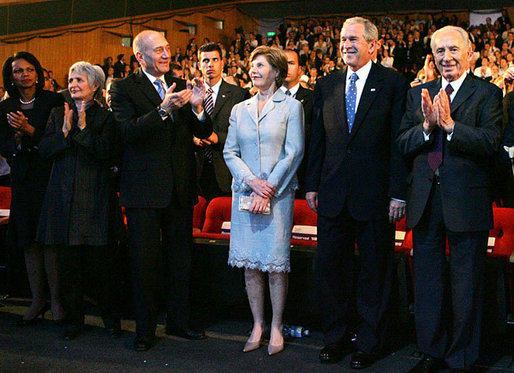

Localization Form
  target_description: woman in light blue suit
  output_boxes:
[224,46,304,355]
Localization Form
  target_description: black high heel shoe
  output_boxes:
[17,303,50,327]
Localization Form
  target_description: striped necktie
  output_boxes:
[154,79,165,101]
[203,87,214,162]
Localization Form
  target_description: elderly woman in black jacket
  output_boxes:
[37,61,122,340]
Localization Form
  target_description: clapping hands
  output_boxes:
[421,88,454,135]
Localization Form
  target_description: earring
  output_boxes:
[36,80,38,83]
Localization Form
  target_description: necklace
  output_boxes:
[19,97,35,105]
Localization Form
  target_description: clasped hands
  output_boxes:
[421,87,454,135]
[193,131,218,147]
[247,178,276,214]
[7,111,34,137]
[62,101,87,137]
[159,77,205,115]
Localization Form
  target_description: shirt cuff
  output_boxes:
[391,198,406,203]
[192,108,206,121]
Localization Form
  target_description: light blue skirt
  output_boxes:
[228,189,294,273]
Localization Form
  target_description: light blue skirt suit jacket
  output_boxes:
[223,89,304,272]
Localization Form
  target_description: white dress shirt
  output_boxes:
[204,78,223,107]
[346,59,373,112]
[280,83,300,98]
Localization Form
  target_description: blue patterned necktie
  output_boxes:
[154,79,165,101]
[345,73,359,132]
[285,89,291,96]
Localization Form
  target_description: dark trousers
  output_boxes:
[126,196,193,340]
[58,244,120,328]
[413,183,488,370]
[316,205,395,353]
[198,160,228,201]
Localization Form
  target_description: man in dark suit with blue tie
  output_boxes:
[110,30,212,351]
[305,17,409,369]
[397,26,503,372]
[194,43,250,200]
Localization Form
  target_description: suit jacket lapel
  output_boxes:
[211,80,232,119]
[295,86,307,104]
[136,69,163,108]
[245,95,259,125]
[349,63,382,141]
[450,74,476,114]
[333,70,348,135]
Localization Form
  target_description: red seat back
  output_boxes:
[193,196,208,232]
[202,197,232,233]
[0,187,11,209]
[489,207,514,258]
[293,199,317,226]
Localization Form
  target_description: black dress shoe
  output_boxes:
[165,326,206,340]
[63,325,83,341]
[407,355,446,373]
[350,350,380,369]
[104,318,122,338]
[133,337,154,351]
[106,326,122,338]
[319,341,354,364]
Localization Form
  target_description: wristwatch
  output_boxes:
[158,106,169,119]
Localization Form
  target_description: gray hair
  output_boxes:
[69,61,105,91]
[342,17,378,42]
[430,26,471,52]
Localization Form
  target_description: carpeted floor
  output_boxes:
[0,299,512,373]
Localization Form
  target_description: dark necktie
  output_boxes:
[154,79,165,101]
[345,73,359,132]
[203,87,214,163]
[428,83,453,172]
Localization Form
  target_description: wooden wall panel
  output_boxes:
[0,7,258,88]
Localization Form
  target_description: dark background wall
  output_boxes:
[0,0,512,37]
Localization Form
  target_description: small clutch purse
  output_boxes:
[239,195,271,215]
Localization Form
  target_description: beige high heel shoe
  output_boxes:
[243,339,262,353]
[267,342,284,355]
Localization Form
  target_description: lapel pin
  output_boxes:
[222,94,226,98]
[370,88,376,92]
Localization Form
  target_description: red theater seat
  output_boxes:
[193,196,207,233]
[293,199,317,226]
[194,197,232,240]
[488,207,514,259]
[489,208,514,314]
[0,187,11,209]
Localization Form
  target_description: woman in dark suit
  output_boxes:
[0,52,64,324]
[37,61,122,340]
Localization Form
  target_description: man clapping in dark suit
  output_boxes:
[110,30,212,351]
[281,49,313,197]
[397,26,502,373]
[194,43,250,200]
[305,17,409,369]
